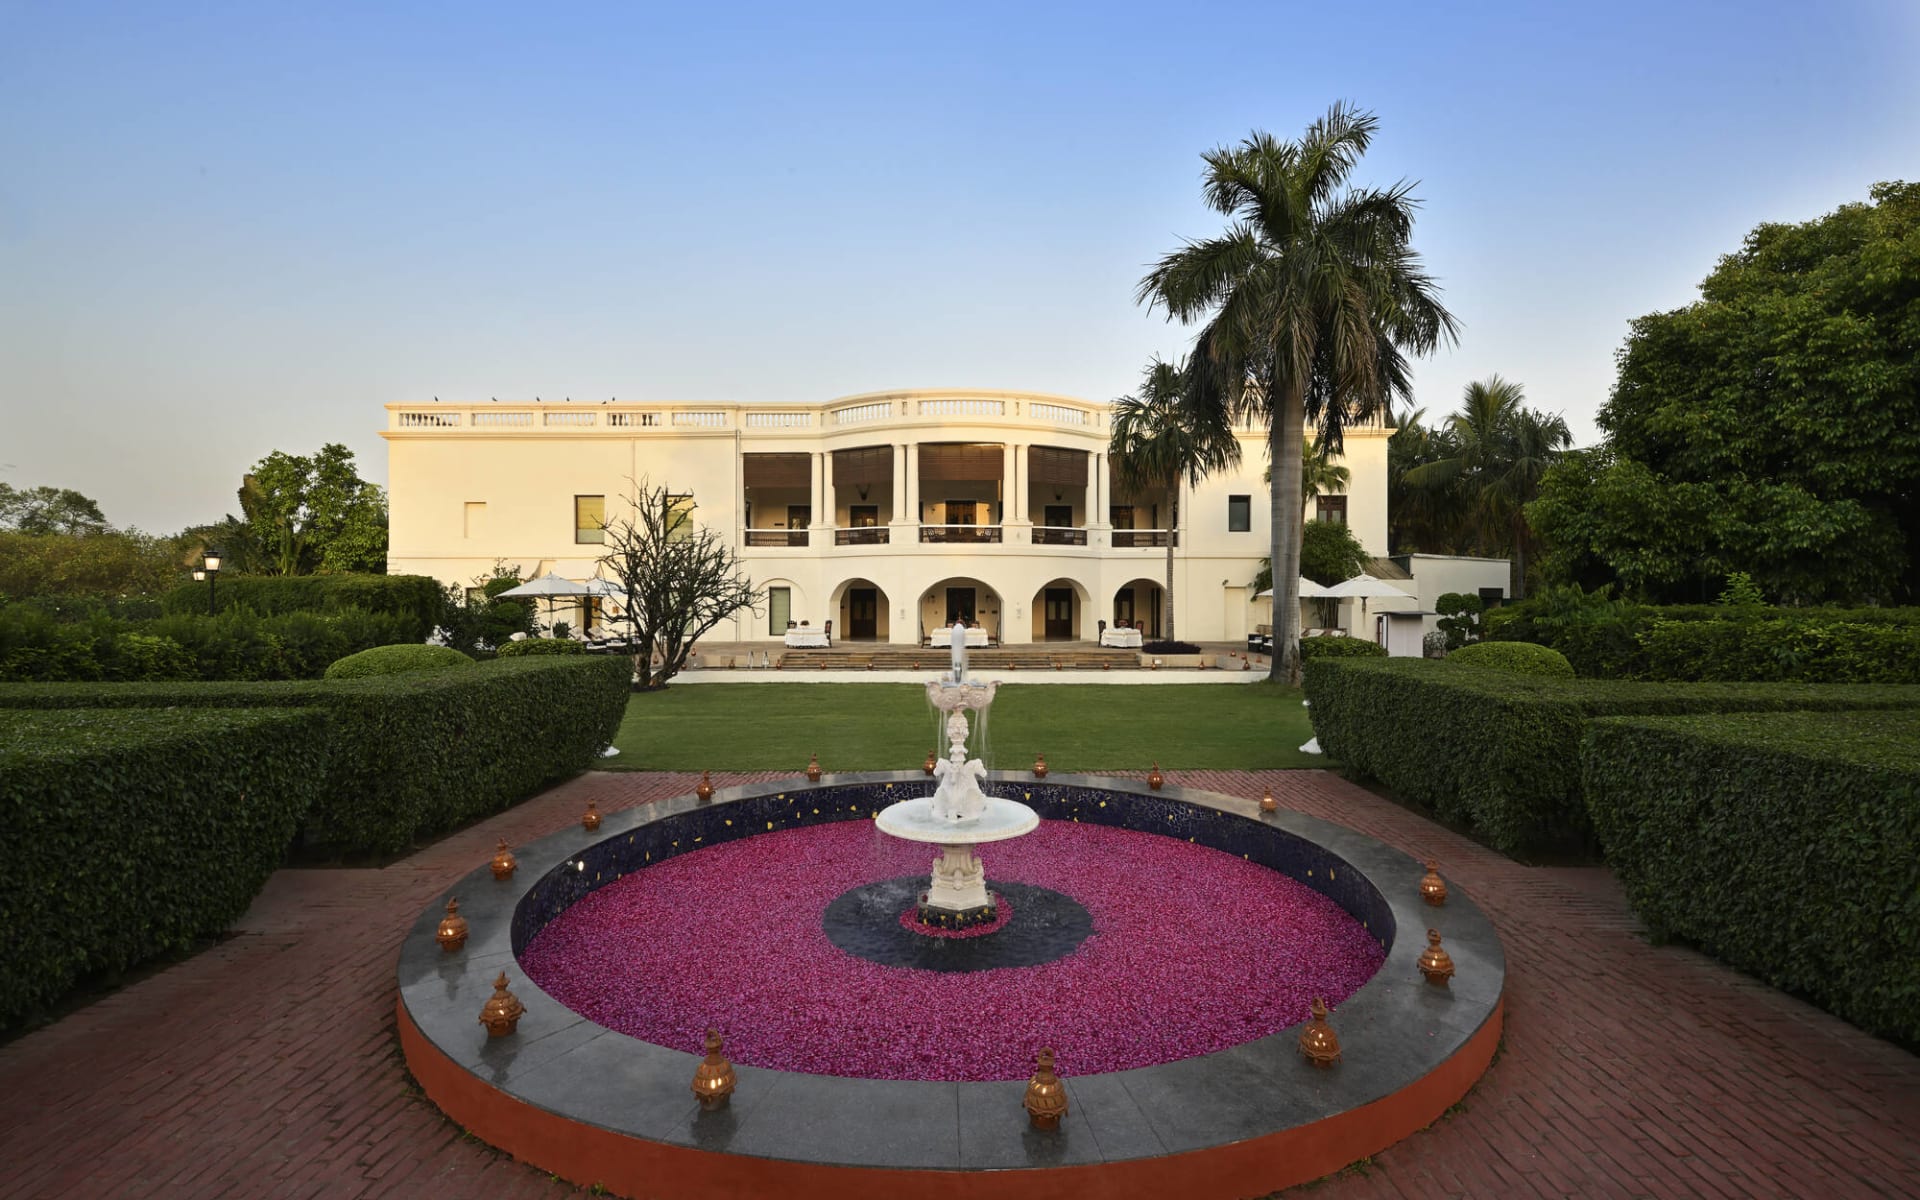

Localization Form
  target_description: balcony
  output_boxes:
[1113,529,1178,548]
[746,529,810,547]
[834,527,890,546]
[1032,527,1088,547]
[920,524,1003,544]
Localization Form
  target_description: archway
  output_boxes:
[916,577,1005,644]
[1030,578,1090,642]
[1113,578,1166,640]
[829,578,891,642]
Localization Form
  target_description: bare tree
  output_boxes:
[597,481,762,689]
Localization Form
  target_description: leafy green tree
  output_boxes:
[1108,357,1243,640]
[226,444,389,575]
[1401,376,1571,597]
[1530,181,1920,603]
[1138,105,1457,682]
[0,483,110,536]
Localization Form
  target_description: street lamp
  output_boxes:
[200,550,222,615]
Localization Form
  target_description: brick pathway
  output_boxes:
[3,770,1916,1199]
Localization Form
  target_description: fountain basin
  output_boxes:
[873,796,1040,845]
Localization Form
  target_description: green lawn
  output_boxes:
[605,682,1321,772]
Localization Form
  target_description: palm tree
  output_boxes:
[1403,376,1572,596]
[1139,104,1458,682]
[1109,356,1242,640]
[1273,436,1352,501]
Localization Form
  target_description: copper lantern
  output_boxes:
[1023,1048,1068,1130]
[691,1028,737,1110]
[923,750,937,776]
[1147,763,1164,790]
[1298,998,1341,1068]
[1033,754,1048,779]
[1259,788,1277,813]
[1419,860,1447,907]
[806,752,822,784]
[489,839,517,882]
[1419,928,1456,987]
[696,770,715,802]
[477,972,526,1038]
[581,800,601,832]
[435,898,468,953]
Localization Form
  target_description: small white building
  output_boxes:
[1364,554,1513,655]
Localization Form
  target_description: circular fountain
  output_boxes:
[874,621,1038,927]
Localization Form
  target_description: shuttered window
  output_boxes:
[742,454,810,489]
[1029,446,1088,486]
[918,443,1002,481]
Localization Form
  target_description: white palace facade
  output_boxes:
[380,388,1395,646]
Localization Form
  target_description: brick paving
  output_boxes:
[2,768,1917,1199]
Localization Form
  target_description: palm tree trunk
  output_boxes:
[1511,517,1528,601]
[1164,476,1178,641]
[1270,382,1307,685]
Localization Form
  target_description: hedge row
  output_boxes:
[0,604,419,682]
[0,656,633,855]
[1303,657,1920,856]
[159,573,444,642]
[0,707,329,1028]
[1483,602,1920,680]
[1298,635,1387,660]
[1584,711,1920,1046]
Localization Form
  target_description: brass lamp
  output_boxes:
[691,1028,737,1111]
[696,770,715,802]
[1023,1048,1068,1130]
[1147,763,1164,790]
[923,751,937,776]
[806,752,822,783]
[582,800,601,832]
[1418,929,1456,987]
[1259,788,1277,813]
[490,838,517,881]
[1298,998,1341,1068]
[1033,754,1048,779]
[435,898,468,952]
[1419,860,1447,907]
[477,973,526,1038]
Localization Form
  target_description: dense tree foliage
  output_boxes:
[1138,104,1456,683]
[1392,377,1571,597]
[0,484,110,536]
[1109,357,1242,640]
[200,444,388,576]
[1529,181,1920,603]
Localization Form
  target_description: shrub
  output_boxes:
[1422,630,1450,659]
[1435,592,1484,649]
[0,604,420,683]
[1303,657,1920,857]
[0,707,327,1029]
[1584,711,1920,1045]
[1449,641,1576,678]
[1639,619,1920,684]
[0,657,633,855]
[1140,640,1200,655]
[324,643,475,680]
[1299,635,1387,660]
[158,573,443,642]
[495,637,588,658]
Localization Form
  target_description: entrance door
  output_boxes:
[768,587,791,635]
[1114,591,1134,629]
[1044,588,1073,640]
[946,587,976,626]
[849,588,878,640]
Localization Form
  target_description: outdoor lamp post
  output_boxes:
[201,550,221,615]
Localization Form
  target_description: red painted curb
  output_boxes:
[398,992,1503,1199]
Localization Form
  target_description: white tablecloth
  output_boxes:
[1100,629,1143,648]
[928,628,989,648]
[784,629,829,648]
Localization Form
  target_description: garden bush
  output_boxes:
[158,573,443,642]
[1449,641,1576,678]
[495,637,588,658]
[1584,710,1920,1045]
[1303,657,1920,857]
[0,706,328,1029]
[0,603,418,683]
[1435,592,1484,649]
[324,643,475,679]
[0,656,633,855]
[1298,635,1387,660]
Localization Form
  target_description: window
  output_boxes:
[849,505,879,528]
[465,586,487,605]
[575,495,606,544]
[464,501,485,539]
[1316,495,1348,525]
[1109,505,1135,529]
[666,494,694,543]
[1227,495,1251,532]
[768,586,791,635]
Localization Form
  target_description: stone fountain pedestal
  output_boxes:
[874,670,1039,928]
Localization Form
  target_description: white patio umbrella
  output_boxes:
[1253,578,1333,599]
[1323,575,1414,641]
[497,572,593,630]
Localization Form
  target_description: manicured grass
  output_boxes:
[606,683,1321,771]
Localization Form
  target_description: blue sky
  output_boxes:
[3,0,1917,533]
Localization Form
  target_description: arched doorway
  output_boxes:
[830,578,891,642]
[1113,578,1165,640]
[917,577,1005,643]
[1031,578,1089,641]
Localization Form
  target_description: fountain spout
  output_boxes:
[949,618,969,682]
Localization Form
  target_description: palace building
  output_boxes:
[381,388,1414,646]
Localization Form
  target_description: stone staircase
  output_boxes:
[776,645,1143,671]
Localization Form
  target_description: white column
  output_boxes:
[1094,453,1111,528]
[1013,444,1030,523]
[819,450,834,528]
[1001,443,1016,530]
[811,452,825,525]
[905,443,920,524]
[891,444,906,523]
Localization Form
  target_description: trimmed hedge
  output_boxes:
[1299,635,1387,660]
[1584,711,1920,1045]
[1,707,328,1028]
[0,604,419,683]
[1449,641,1575,677]
[1303,657,1920,857]
[159,573,443,642]
[325,643,475,679]
[495,637,588,658]
[1484,602,1920,680]
[0,656,633,855]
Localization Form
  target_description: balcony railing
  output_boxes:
[746,529,810,547]
[919,524,1003,544]
[1032,527,1088,546]
[1113,529,1178,548]
[834,527,890,546]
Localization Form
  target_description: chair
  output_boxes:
[824,620,833,646]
